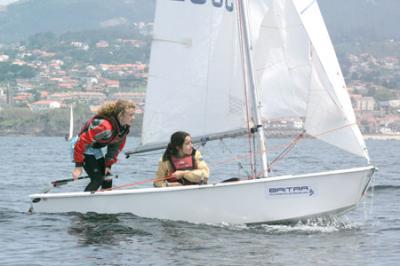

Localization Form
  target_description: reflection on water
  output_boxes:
[68,213,152,245]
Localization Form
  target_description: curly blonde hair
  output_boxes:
[97,100,136,118]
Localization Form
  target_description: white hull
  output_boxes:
[30,166,374,224]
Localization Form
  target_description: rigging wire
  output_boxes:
[267,131,305,171]
[236,0,255,177]
[219,139,252,178]
[120,124,358,188]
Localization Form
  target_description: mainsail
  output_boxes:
[141,1,248,148]
[140,0,369,161]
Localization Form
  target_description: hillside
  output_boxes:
[0,0,399,43]
[0,0,155,43]
[318,0,400,42]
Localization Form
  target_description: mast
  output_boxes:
[237,0,269,177]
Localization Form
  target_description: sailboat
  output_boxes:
[66,104,74,141]
[30,0,375,224]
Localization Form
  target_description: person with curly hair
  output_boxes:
[72,100,136,192]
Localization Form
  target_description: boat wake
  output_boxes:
[261,218,361,234]
[218,216,362,234]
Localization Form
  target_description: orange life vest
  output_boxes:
[167,150,198,185]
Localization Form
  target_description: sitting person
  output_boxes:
[154,131,209,187]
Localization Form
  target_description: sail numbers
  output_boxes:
[172,0,234,12]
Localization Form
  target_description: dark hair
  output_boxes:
[162,131,190,161]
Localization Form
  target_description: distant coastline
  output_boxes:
[364,134,400,140]
[1,131,400,140]
[266,131,400,140]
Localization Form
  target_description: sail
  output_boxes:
[68,104,74,141]
[249,0,369,160]
[141,1,247,148]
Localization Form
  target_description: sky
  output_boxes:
[0,0,18,5]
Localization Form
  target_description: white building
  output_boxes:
[0,54,9,62]
[30,100,61,112]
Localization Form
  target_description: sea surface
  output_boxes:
[0,136,399,266]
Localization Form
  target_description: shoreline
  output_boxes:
[1,132,400,140]
[363,134,400,140]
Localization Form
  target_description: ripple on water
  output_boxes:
[66,213,153,245]
[0,208,19,223]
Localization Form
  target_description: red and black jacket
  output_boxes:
[74,115,130,168]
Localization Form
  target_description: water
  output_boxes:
[0,137,399,265]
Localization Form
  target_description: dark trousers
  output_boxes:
[83,154,112,192]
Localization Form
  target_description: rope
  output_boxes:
[313,123,356,138]
[219,139,252,178]
[266,123,357,171]
[100,174,173,191]
[268,131,305,171]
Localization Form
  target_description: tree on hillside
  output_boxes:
[27,32,59,50]
[0,62,37,81]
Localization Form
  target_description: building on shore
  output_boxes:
[30,100,61,112]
